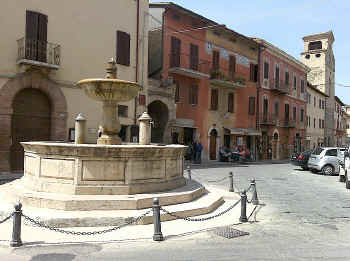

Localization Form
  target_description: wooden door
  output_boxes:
[25,11,47,62]
[210,135,217,160]
[10,89,51,171]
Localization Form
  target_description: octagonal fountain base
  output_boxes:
[20,142,186,195]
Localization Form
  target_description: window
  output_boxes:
[294,76,297,90]
[301,109,304,122]
[322,100,325,109]
[190,44,199,71]
[264,61,269,79]
[248,97,256,115]
[293,106,296,121]
[228,93,234,113]
[116,31,131,66]
[25,11,48,62]
[301,80,304,93]
[211,89,218,110]
[319,99,321,109]
[314,118,316,128]
[347,124,349,129]
[274,101,279,117]
[139,94,146,105]
[170,36,181,67]
[212,50,220,71]
[250,63,258,82]
[285,71,289,85]
[325,149,337,157]
[189,85,198,105]
[229,56,236,80]
[319,119,321,128]
[309,41,322,51]
[118,105,128,117]
[322,120,325,129]
[175,82,180,103]
[314,96,316,107]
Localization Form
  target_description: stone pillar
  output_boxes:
[138,112,152,145]
[97,101,121,145]
[75,113,86,144]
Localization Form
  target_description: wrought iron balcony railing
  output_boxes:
[259,113,277,126]
[169,53,210,76]
[270,78,289,94]
[280,118,296,128]
[17,37,60,68]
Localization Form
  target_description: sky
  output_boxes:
[151,0,350,105]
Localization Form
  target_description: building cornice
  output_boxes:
[253,38,310,73]
[302,31,335,44]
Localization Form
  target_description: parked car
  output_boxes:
[290,150,312,170]
[308,147,341,175]
[337,147,348,168]
[339,149,350,183]
[345,152,350,189]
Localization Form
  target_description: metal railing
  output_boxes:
[280,118,296,128]
[270,78,289,94]
[17,37,61,66]
[259,113,277,126]
[169,53,210,75]
[209,65,246,86]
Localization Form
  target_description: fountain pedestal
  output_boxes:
[97,101,121,145]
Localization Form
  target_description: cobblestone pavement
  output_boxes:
[2,163,350,260]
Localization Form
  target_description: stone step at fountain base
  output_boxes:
[0,179,206,211]
[0,184,225,227]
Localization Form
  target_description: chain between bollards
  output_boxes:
[239,191,248,223]
[152,198,164,241]
[10,202,22,247]
[186,166,192,180]
[229,172,234,192]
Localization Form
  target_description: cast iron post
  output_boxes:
[187,166,191,180]
[229,172,234,192]
[10,202,22,247]
[153,198,164,241]
[239,191,248,223]
[250,179,259,205]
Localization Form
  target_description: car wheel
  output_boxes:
[346,171,350,189]
[322,165,334,176]
[310,169,317,173]
[340,174,346,182]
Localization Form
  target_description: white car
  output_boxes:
[344,152,350,189]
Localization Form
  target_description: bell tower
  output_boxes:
[301,31,335,146]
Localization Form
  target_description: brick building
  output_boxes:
[254,38,309,159]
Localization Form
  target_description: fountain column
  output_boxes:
[98,101,121,145]
[139,112,152,145]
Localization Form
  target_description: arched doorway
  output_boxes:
[209,129,218,160]
[10,88,51,171]
[148,100,169,143]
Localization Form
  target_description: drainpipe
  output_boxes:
[256,44,262,130]
[134,0,140,125]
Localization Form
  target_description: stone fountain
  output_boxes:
[16,59,186,197]
[0,59,224,227]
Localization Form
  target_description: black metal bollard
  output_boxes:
[10,202,23,247]
[229,172,234,192]
[250,179,259,205]
[239,191,248,223]
[187,166,192,180]
[152,198,164,241]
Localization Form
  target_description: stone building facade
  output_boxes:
[254,38,309,160]
[305,84,327,149]
[0,0,148,173]
[301,31,336,146]
[334,96,347,146]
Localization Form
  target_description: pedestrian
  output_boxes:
[195,141,203,164]
[191,141,197,163]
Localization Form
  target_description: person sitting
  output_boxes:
[219,146,231,162]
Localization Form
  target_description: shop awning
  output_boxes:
[224,128,262,136]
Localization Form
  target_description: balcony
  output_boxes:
[259,113,277,126]
[17,37,60,69]
[168,53,210,79]
[209,66,246,89]
[269,78,289,94]
[281,119,296,128]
